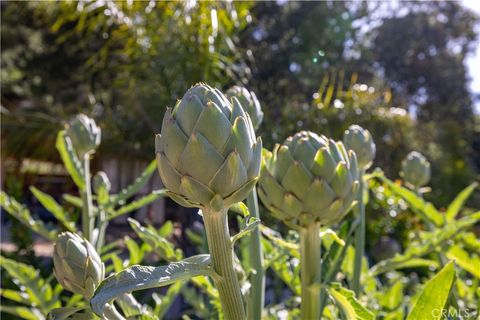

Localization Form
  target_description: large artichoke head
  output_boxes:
[53,232,105,299]
[65,114,101,157]
[400,151,431,188]
[343,124,376,170]
[156,83,262,211]
[226,86,264,130]
[258,131,359,229]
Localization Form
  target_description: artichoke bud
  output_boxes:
[93,171,111,204]
[156,83,262,211]
[258,131,359,229]
[226,86,264,130]
[65,114,101,157]
[343,124,376,170]
[400,151,431,188]
[53,232,105,299]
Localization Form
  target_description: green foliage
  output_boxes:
[406,261,456,320]
[90,255,215,316]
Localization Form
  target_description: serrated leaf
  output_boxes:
[446,245,480,278]
[56,131,85,190]
[407,261,456,320]
[91,254,214,317]
[109,190,167,220]
[328,283,375,320]
[0,191,57,240]
[369,258,439,277]
[128,218,177,261]
[108,160,156,207]
[445,182,478,222]
[30,186,75,232]
[231,217,260,245]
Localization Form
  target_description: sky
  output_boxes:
[463,0,480,113]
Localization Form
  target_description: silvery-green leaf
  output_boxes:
[90,255,215,317]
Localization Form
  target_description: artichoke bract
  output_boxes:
[225,86,264,130]
[400,151,431,188]
[343,124,376,170]
[155,83,262,211]
[53,232,105,299]
[258,131,359,228]
[65,114,101,157]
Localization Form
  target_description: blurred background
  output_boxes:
[1,0,479,266]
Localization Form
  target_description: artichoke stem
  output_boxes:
[203,207,246,320]
[300,221,322,320]
[246,187,265,320]
[352,169,365,295]
[81,154,94,242]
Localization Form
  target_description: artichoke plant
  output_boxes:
[65,114,101,157]
[226,85,264,130]
[400,151,431,189]
[258,131,359,229]
[343,124,376,170]
[258,131,358,319]
[53,232,105,299]
[156,83,262,320]
[64,114,101,242]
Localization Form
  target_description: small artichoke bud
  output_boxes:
[156,83,262,211]
[65,114,101,157]
[258,131,359,229]
[53,232,105,299]
[226,86,264,131]
[343,125,376,170]
[93,171,111,204]
[400,151,431,188]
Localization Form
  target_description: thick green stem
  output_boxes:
[203,208,246,320]
[81,154,94,242]
[300,222,321,320]
[246,187,265,320]
[352,169,365,295]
